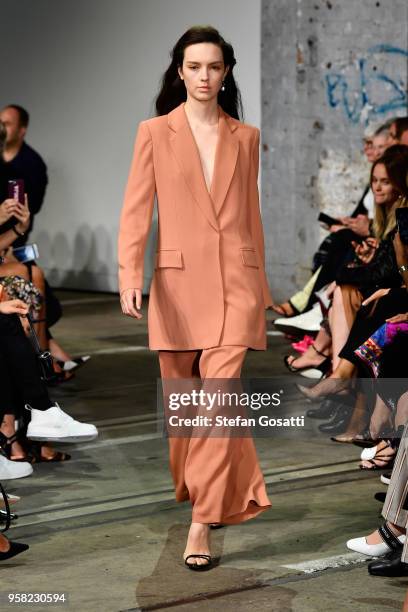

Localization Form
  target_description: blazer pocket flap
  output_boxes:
[155,249,183,269]
[240,248,259,268]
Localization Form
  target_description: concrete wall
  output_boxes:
[1,0,261,292]
[262,0,408,300]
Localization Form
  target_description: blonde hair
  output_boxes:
[373,194,408,240]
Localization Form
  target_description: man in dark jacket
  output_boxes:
[0,105,48,245]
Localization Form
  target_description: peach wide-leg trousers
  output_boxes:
[158,345,271,524]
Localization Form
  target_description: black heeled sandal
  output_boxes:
[184,554,213,571]
[0,431,27,462]
[284,344,331,377]
[26,442,71,464]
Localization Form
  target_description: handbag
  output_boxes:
[26,313,57,383]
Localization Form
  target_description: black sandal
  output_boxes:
[0,431,27,462]
[26,442,71,463]
[184,554,213,571]
[284,345,331,376]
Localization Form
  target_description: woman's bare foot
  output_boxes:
[365,522,405,545]
[359,442,396,469]
[286,344,328,370]
[0,534,11,553]
[49,338,72,362]
[297,375,351,401]
[183,523,211,567]
[0,417,25,460]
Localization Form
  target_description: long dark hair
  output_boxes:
[370,144,408,239]
[155,26,243,120]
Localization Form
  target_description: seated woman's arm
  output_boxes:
[393,231,408,289]
[0,196,30,252]
[336,234,401,289]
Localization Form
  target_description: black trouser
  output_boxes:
[0,313,52,424]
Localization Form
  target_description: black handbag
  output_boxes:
[27,313,57,383]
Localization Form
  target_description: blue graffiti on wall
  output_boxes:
[325,44,408,124]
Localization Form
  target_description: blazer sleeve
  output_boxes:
[118,121,156,294]
[249,128,274,308]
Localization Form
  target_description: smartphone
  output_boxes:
[396,208,408,245]
[8,179,25,204]
[13,243,39,263]
[318,212,343,227]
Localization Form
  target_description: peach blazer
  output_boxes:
[118,102,273,350]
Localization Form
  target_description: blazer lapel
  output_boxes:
[168,103,219,231]
[210,109,239,217]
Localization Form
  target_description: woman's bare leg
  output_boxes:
[49,338,72,362]
[395,391,408,429]
[369,395,393,439]
[298,358,356,400]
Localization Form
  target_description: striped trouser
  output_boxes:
[382,421,408,562]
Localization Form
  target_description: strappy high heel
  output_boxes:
[284,344,331,379]
[0,431,26,462]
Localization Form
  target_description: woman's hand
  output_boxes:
[393,231,408,269]
[342,214,370,237]
[0,299,29,316]
[352,237,378,264]
[0,198,19,225]
[1,246,18,263]
[361,288,390,306]
[13,194,30,233]
[386,313,408,323]
[329,224,345,233]
[120,288,143,319]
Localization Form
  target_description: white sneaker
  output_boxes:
[381,473,391,485]
[274,303,323,335]
[0,454,33,480]
[26,404,98,443]
[346,533,405,557]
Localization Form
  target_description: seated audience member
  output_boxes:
[0,120,87,375]
[285,145,408,380]
[0,105,47,245]
[390,116,408,146]
[0,294,98,464]
[346,401,408,577]
[300,198,408,449]
[272,121,392,319]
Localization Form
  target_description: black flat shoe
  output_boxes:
[374,492,387,504]
[306,398,341,420]
[184,554,213,571]
[368,549,408,576]
[318,405,353,434]
[0,541,29,561]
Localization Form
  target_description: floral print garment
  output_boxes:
[0,275,43,312]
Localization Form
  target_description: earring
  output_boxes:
[221,81,225,92]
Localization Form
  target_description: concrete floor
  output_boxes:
[1,292,406,612]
